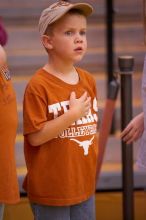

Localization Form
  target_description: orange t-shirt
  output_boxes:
[0,70,20,204]
[23,67,98,206]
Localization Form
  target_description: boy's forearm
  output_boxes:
[27,108,79,146]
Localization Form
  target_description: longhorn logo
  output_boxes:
[70,136,94,155]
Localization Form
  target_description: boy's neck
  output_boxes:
[44,60,75,75]
[43,62,79,85]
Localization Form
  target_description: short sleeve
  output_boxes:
[23,90,48,135]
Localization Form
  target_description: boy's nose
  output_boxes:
[75,36,83,43]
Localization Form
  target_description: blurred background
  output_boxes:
[0,0,146,219]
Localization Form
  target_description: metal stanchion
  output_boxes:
[106,0,114,83]
[106,0,116,134]
[118,56,134,220]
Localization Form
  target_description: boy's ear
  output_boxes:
[41,35,53,50]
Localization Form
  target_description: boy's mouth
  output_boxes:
[74,47,83,52]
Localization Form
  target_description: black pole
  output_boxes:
[106,0,116,134]
[119,56,134,220]
[106,0,114,83]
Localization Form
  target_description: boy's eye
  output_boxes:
[65,31,73,36]
[80,31,86,36]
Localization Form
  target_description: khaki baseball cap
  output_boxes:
[38,1,93,36]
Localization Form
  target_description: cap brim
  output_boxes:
[70,3,93,17]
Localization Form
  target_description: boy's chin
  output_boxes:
[73,56,85,63]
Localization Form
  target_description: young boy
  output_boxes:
[0,45,20,220]
[23,1,98,219]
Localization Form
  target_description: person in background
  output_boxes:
[121,0,146,170]
[0,19,20,220]
[23,1,98,220]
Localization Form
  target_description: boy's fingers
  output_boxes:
[79,91,88,101]
[70,91,76,100]
[84,96,91,102]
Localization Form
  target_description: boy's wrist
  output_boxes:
[68,108,81,122]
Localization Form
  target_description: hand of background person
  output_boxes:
[121,112,144,144]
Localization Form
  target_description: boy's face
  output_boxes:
[46,13,87,64]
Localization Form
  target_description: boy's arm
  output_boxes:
[27,91,91,146]
[121,112,144,144]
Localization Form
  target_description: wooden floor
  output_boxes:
[3,191,146,220]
